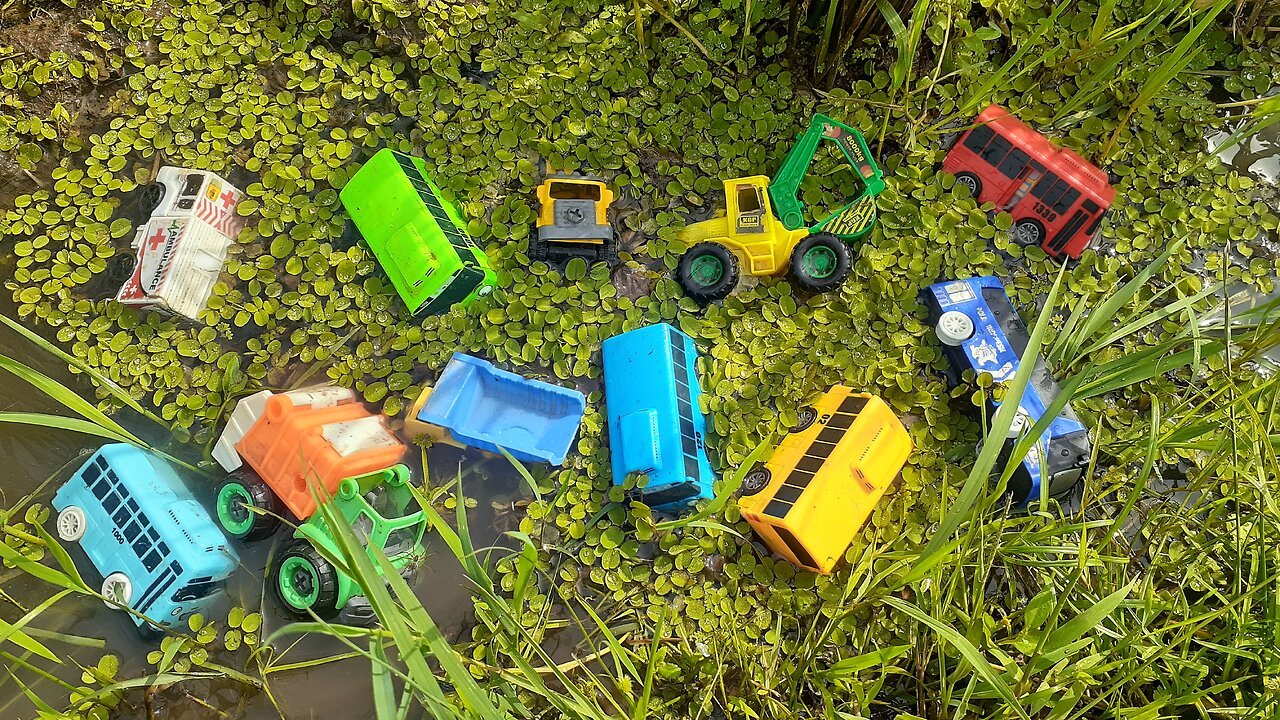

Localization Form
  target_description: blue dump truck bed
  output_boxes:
[407,353,585,465]
[602,323,717,513]
[923,276,1091,504]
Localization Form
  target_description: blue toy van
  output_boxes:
[602,323,717,512]
[405,353,586,465]
[51,444,239,629]
[923,276,1091,504]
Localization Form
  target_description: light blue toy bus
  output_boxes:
[602,323,717,512]
[52,444,239,629]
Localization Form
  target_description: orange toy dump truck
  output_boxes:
[213,387,406,533]
[212,387,429,620]
[738,387,912,574]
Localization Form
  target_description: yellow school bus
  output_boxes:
[738,387,912,574]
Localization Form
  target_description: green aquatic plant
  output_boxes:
[2,0,1280,716]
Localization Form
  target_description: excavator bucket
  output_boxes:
[768,114,885,240]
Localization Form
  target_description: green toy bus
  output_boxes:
[340,149,497,315]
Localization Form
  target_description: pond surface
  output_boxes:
[0,299,528,719]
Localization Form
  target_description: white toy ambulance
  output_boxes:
[115,167,246,320]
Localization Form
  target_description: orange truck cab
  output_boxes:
[212,387,429,621]
[214,387,406,525]
[738,387,912,574]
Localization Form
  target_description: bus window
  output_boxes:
[963,124,995,154]
[1031,173,1061,201]
[773,524,817,569]
[172,577,225,601]
[1032,178,1068,208]
[996,148,1032,179]
[1030,177,1083,215]
[1052,186,1081,215]
[980,134,1013,166]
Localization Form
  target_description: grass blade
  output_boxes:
[883,595,1030,719]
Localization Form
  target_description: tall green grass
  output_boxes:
[3,266,1278,717]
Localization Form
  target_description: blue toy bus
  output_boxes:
[923,276,1091,504]
[52,444,239,629]
[602,323,717,512]
[405,353,586,465]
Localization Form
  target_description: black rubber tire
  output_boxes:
[105,253,137,287]
[793,407,819,433]
[740,467,772,496]
[677,242,739,303]
[273,540,341,620]
[1012,219,1045,247]
[789,233,851,293]
[528,238,548,262]
[954,172,982,198]
[216,471,282,542]
[137,182,165,218]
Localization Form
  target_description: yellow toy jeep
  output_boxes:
[534,174,616,265]
[738,387,912,574]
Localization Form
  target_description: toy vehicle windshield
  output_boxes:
[180,174,203,196]
[549,182,601,201]
[362,487,411,519]
[383,526,418,558]
[172,577,225,601]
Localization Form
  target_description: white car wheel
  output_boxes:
[56,506,87,542]
[1007,407,1033,438]
[101,572,133,610]
[936,311,975,346]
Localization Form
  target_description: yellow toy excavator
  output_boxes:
[677,115,885,302]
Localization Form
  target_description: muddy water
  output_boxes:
[0,300,528,719]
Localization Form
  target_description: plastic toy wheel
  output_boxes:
[105,253,137,288]
[215,473,281,542]
[1006,407,1032,438]
[790,233,850,293]
[274,541,340,619]
[954,172,982,198]
[1012,219,1044,247]
[793,407,819,432]
[935,311,975,347]
[56,506,87,542]
[740,467,772,496]
[677,242,739,303]
[101,572,133,609]
[137,182,165,217]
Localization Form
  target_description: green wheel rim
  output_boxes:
[216,483,254,536]
[689,254,725,287]
[278,556,321,610]
[801,245,838,279]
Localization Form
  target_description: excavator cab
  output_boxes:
[732,182,768,234]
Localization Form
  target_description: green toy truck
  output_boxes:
[340,149,497,315]
[212,387,428,620]
[279,465,426,619]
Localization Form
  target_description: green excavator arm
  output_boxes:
[767,114,886,241]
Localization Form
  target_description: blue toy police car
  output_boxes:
[923,276,1091,504]
[602,323,717,513]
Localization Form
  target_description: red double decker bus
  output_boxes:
[943,104,1115,259]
